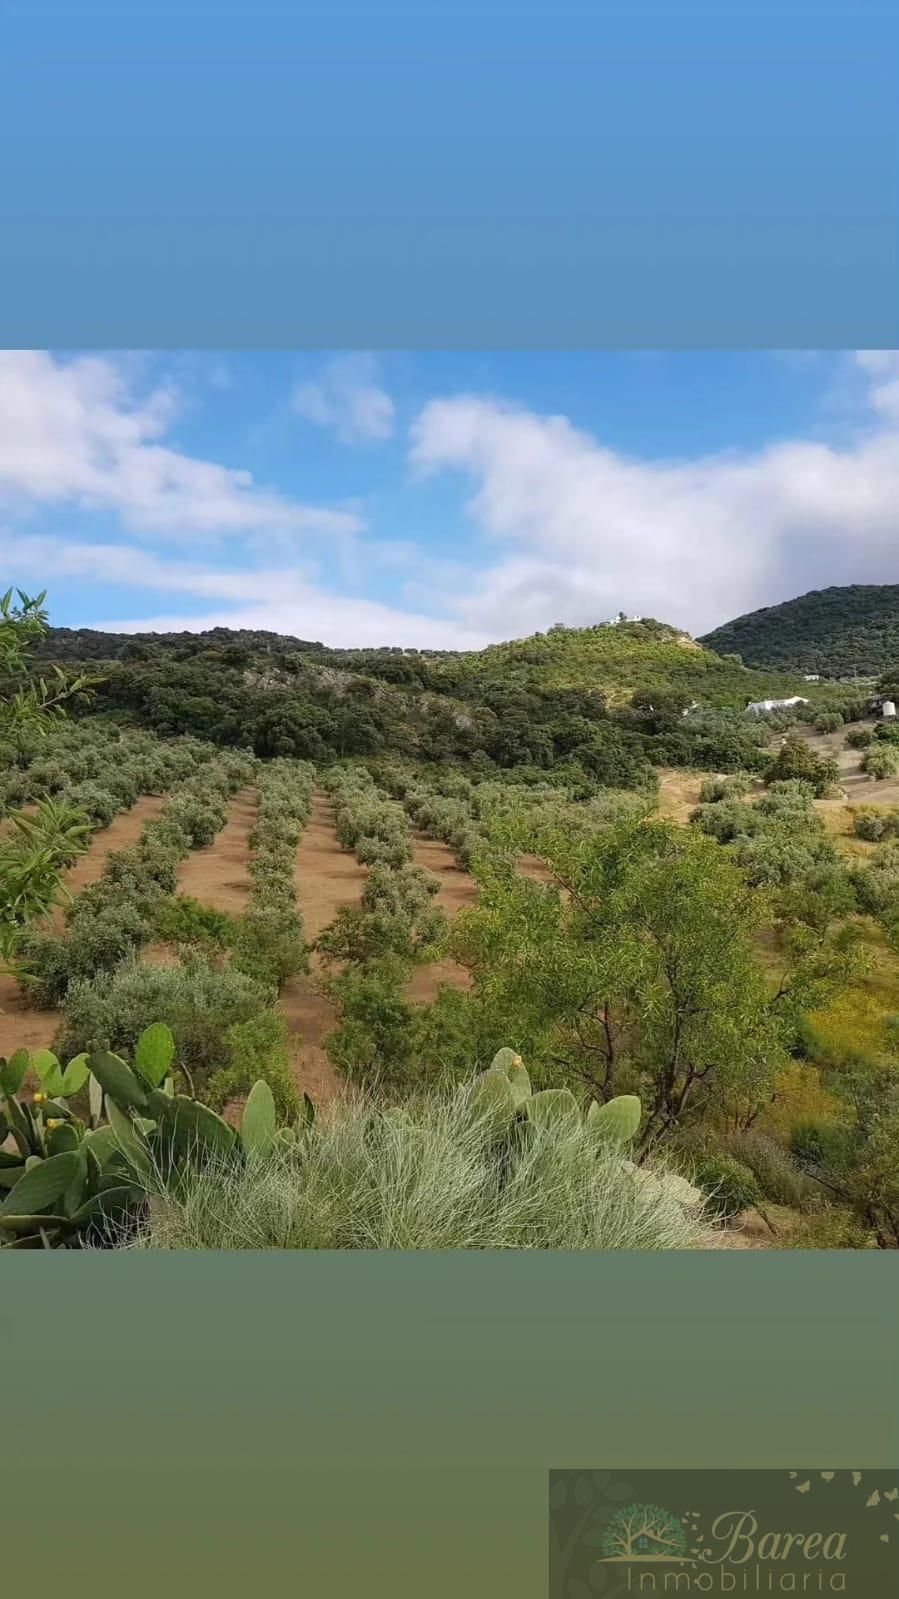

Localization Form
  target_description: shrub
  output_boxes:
[132,1085,710,1250]
[814,713,843,734]
[153,894,236,953]
[354,832,412,867]
[728,1129,816,1211]
[765,735,838,795]
[691,1151,760,1219]
[21,901,149,1005]
[790,1117,855,1174]
[59,957,270,1086]
[693,799,757,843]
[232,903,308,992]
[204,1009,299,1119]
[851,807,894,842]
[698,773,754,804]
[165,794,228,847]
[863,744,899,780]
[846,727,874,750]
[785,1208,870,1249]
[61,781,118,827]
[324,957,421,1090]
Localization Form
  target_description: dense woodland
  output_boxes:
[34,618,865,784]
[701,583,899,678]
[3,596,899,1250]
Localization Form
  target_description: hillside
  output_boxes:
[700,584,899,678]
[32,616,859,789]
[42,615,822,704]
[445,618,817,706]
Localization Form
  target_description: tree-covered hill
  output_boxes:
[700,584,899,678]
[29,615,864,786]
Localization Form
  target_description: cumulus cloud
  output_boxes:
[410,352,899,637]
[0,351,363,538]
[291,353,395,445]
[7,349,899,651]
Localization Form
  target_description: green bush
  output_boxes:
[785,1209,870,1249]
[232,903,308,992]
[59,956,270,1087]
[324,957,421,1090]
[165,794,228,847]
[691,1151,760,1219]
[21,901,149,1005]
[204,1009,299,1120]
[153,894,236,953]
[765,735,838,795]
[61,781,118,827]
[851,807,895,842]
[863,744,899,780]
[698,773,754,804]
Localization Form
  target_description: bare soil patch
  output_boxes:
[280,791,368,1105]
[655,768,706,824]
[172,787,257,915]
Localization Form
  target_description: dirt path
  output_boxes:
[171,787,257,915]
[405,830,478,1003]
[0,792,169,1059]
[279,791,368,1105]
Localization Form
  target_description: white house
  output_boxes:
[745,696,809,716]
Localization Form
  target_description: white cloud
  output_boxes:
[1,529,488,651]
[409,354,899,636]
[97,599,487,651]
[0,351,363,539]
[291,353,395,445]
[854,349,899,425]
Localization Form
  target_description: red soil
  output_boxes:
[171,787,257,915]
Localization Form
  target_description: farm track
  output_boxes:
[279,791,368,1105]
[170,787,257,916]
[0,792,169,1059]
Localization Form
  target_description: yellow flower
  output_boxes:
[46,1118,63,1129]
[34,1092,46,1105]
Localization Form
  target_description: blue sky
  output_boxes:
[1,349,897,648]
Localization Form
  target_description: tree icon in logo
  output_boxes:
[602,1503,690,1562]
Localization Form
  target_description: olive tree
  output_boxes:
[1,590,98,960]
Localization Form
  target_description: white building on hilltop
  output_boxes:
[745,696,809,716]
